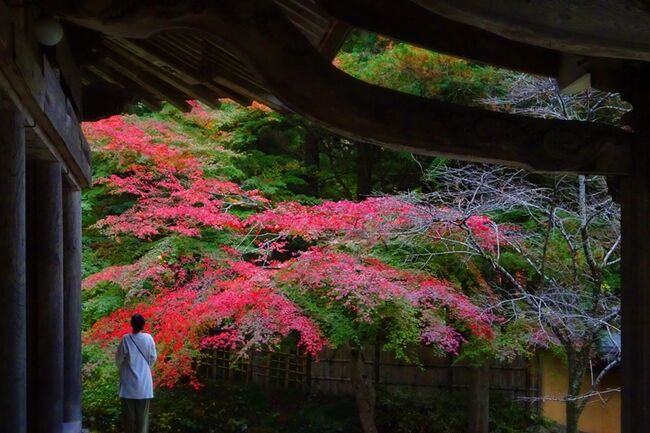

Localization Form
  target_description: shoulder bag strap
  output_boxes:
[128,334,148,361]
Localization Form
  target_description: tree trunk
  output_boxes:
[566,399,580,433]
[356,142,374,199]
[303,127,320,196]
[565,353,587,433]
[350,347,378,433]
[468,364,490,433]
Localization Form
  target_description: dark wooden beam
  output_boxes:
[411,0,650,62]
[55,33,84,116]
[620,166,649,433]
[58,0,632,174]
[315,0,560,77]
[81,82,138,121]
[317,19,350,60]
[85,63,159,110]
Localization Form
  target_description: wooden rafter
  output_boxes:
[57,0,631,174]
[87,63,162,111]
[103,40,223,109]
[99,54,192,111]
[124,39,255,107]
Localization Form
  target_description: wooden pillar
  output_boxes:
[0,99,27,433]
[63,188,82,433]
[29,162,64,433]
[620,82,650,433]
[468,364,490,433]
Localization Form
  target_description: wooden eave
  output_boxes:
[35,0,641,175]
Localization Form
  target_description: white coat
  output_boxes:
[115,332,157,399]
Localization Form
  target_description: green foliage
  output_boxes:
[150,381,359,433]
[82,282,125,331]
[457,318,536,366]
[376,388,537,433]
[336,30,506,104]
[82,344,121,433]
[82,238,110,279]
[497,252,532,278]
[370,238,490,295]
[232,149,315,202]
[380,301,422,361]
[283,285,358,348]
[281,277,422,361]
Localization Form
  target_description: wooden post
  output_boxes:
[620,137,650,433]
[29,162,64,433]
[0,98,27,433]
[63,188,82,433]
[468,364,490,433]
[620,79,650,433]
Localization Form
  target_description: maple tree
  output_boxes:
[82,115,497,383]
[80,28,576,433]
[81,109,500,433]
[276,248,494,433]
[85,243,493,432]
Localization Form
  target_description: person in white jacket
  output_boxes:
[115,313,157,433]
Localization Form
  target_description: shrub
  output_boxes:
[375,388,536,433]
[82,344,121,432]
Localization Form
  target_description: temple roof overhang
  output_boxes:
[5,0,648,183]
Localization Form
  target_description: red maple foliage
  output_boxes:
[87,256,326,388]
[84,116,267,239]
[246,197,426,242]
[83,112,499,390]
[86,247,494,387]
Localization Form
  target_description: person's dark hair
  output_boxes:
[131,313,145,333]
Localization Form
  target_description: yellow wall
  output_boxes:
[540,352,620,433]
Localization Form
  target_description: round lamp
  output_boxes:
[35,16,64,46]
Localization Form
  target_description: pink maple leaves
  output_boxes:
[279,249,494,354]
